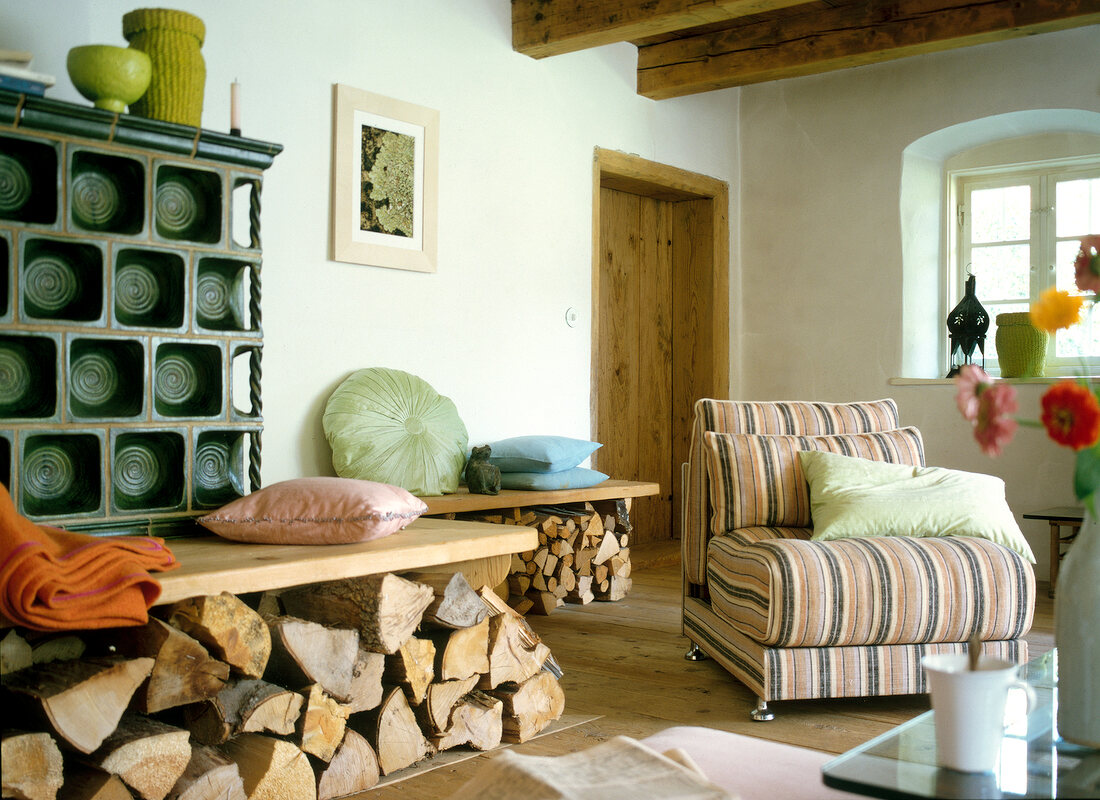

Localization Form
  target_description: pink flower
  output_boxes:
[1074,235,1100,295]
[973,382,1018,457]
[955,364,993,422]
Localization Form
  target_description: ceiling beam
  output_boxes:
[637,0,1100,99]
[512,0,811,58]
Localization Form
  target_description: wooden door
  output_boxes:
[592,150,729,546]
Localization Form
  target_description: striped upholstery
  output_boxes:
[707,527,1035,648]
[680,399,1036,706]
[684,595,1027,701]
[684,398,900,587]
[702,428,924,533]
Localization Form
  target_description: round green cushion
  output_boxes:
[322,368,468,496]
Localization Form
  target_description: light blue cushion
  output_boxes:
[485,435,601,473]
[498,467,609,491]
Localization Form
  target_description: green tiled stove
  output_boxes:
[0,91,282,535]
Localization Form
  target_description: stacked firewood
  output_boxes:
[0,572,565,800]
[449,500,633,615]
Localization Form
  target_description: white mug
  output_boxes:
[922,653,1037,773]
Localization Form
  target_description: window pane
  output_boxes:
[1056,177,1100,238]
[1057,238,1088,294]
[971,185,1030,243]
[971,244,1030,301]
[1057,308,1100,359]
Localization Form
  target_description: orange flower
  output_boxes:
[1030,288,1085,333]
[1041,381,1100,451]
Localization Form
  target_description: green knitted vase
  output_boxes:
[123,8,205,127]
[995,312,1048,378]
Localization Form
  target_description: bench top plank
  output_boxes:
[153,517,537,606]
[420,479,660,516]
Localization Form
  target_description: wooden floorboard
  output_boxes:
[359,559,1055,798]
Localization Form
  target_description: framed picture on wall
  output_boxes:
[331,84,439,272]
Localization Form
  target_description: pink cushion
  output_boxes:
[197,477,428,545]
[640,727,863,800]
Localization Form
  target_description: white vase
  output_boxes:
[1055,512,1100,748]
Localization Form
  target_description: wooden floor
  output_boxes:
[365,547,1055,798]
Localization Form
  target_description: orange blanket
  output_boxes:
[0,485,179,631]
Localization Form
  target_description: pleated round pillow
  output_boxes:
[323,368,468,496]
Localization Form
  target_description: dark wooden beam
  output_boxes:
[512,0,811,58]
[637,0,1100,98]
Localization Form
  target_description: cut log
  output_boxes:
[218,734,316,800]
[3,657,153,753]
[265,616,359,703]
[428,617,488,681]
[592,531,620,565]
[345,648,385,713]
[297,684,349,763]
[165,593,271,679]
[182,679,303,746]
[478,613,551,689]
[2,730,64,800]
[508,596,534,616]
[281,574,433,655]
[565,575,595,605]
[1,628,32,674]
[166,745,245,800]
[30,635,86,666]
[487,671,565,743]
[99,619,228,714]
[430,690,503,752]
[58,765,134,800]
[416,675,479,734]
[348,687,430,775]
[403,571,487,630]
[523,590,557,616]
[597,576,632,602]
[382,637,435,706]
[86,714,191,800]
[506,574,531,597]
[313,729,379,800]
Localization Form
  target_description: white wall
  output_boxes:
[2,0,739,479]
[737,26,1100,577]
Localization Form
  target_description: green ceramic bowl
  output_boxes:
[66,45,152,113]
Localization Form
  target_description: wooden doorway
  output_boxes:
[591,149,729,546]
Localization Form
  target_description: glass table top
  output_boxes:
[821,650,1100,799]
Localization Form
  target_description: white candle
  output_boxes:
[230,80,241,132]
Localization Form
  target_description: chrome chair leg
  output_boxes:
[751,698,775,722]
[684,642,708,661]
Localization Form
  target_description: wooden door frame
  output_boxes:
[591,148,730,538]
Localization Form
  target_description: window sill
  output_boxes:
[890,376,1100,386]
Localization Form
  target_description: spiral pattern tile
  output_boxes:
[25,256,78,314]
[116,263,160,319]
[0,153,32,214]
[71,351,118,408]
[155,353,198,406]
[195,439,231,491]
[24,445,75,501]
[156,177,200,235]
[0,345,31,408]
[114,442,162,500]
[71,169,121,229]
[196,271,231,322]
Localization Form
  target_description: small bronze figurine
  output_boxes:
[465,445,501,495]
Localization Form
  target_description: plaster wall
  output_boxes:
[2,0,740,481]
[737,26,1100,578]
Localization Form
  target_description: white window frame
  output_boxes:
[948,156,1100,378]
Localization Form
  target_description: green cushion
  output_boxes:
[485,435,601,473]
[322,368,468,496]
[498,467,608,491]
[799,450,1035,562]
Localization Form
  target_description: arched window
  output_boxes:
[900,111,1100,379]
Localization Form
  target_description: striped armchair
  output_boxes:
[681,398,1035,720]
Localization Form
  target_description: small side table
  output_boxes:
[1022,506,1083,597]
